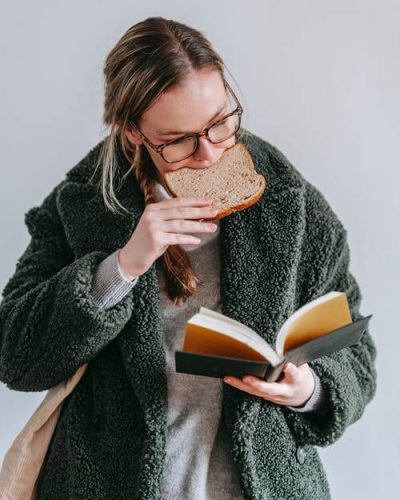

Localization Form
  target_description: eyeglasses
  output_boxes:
[129,80,243,163]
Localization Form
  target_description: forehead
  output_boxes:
[140,70,228,134]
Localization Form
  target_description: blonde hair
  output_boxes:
[91,16,246,305]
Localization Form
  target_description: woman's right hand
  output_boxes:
[118,197,219,277]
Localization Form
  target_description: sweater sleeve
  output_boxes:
[91,249,139,309]
[287,368,328,414]
[280,224,377,448]
[0,181,136,392]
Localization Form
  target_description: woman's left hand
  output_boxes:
[223,362,315,408]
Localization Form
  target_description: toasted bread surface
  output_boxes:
[164,143,266,219]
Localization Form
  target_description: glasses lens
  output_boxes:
[162,136,197,163]
[162,110,241,163]
[208,112,241,143]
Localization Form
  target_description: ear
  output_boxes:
[125,126,144,146]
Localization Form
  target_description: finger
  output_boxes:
[225,376,290,399]
[224,376,264,398]
[224,376,293,405]
[241,375,291,398]
[152,197,213,209]
[283,363,301,384]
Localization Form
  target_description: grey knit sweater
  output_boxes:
[91,182,326,500]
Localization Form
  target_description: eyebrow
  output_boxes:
[156,101,228,137]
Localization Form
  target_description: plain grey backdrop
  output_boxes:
[0,1,398,498]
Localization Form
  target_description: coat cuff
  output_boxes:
[280,349,376,448]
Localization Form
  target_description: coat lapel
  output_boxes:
[218,152,306,486]
[56,129,306,488]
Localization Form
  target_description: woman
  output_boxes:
[0,16,377,500]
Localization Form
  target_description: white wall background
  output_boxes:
[1,1,398,498]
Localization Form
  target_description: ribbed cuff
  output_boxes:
[116,248,139,281]
[91,248,139,309]
[287,367,326,413]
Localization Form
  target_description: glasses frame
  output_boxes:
[129,80,243,163]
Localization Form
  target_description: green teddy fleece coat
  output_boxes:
[0,128,377,499]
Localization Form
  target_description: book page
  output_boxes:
[185,309,283,365]
[275,292,352,355]
[183,324,270,361]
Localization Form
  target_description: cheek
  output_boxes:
[221,136,236,149]
[147,148,168,170]
[145,150,172,181]
[215,137,236,154]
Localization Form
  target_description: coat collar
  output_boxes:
[56,128,306,487]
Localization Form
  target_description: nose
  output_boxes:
[192,135,220,166]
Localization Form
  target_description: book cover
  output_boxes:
[174,292,373,382]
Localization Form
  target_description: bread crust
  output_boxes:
[164,143,267,220]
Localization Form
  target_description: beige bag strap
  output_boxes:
[0,363,88,500]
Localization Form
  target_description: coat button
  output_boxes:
[296,446,306,465]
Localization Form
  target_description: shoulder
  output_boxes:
[304,179,347,240]
[239,127,305,192]
[301,180,349,296]
[64,138,106,184]
[242,130,352,303]
[242,128,346,239]
[23,139,107,239]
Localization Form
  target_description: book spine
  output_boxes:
[264,361,286,382]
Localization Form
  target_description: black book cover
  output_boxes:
[175,314,372,382]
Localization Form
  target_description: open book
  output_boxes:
[175,291,372,382]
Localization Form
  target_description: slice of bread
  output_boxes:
[164,143,266,220]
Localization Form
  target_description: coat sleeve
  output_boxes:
[280,183,378,448]
[0,181,135,392]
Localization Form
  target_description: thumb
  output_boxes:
[283,363,299,382]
